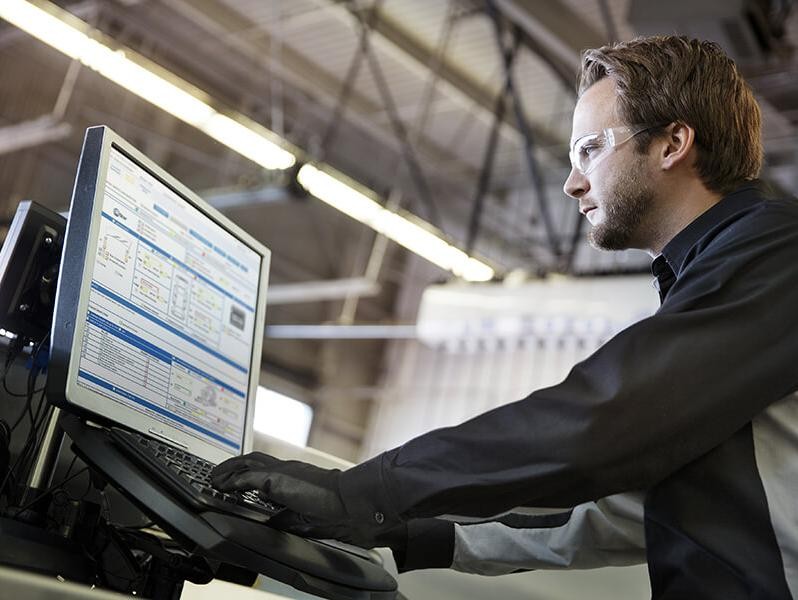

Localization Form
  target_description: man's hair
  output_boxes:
[578,36,762,195]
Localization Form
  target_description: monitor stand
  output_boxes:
[15,407,65,512]
[59,414,398,600]
[1,408,217,597]
[0,410,398,599]
[0,406,94,582]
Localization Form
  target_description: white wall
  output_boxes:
[362,276,659,457]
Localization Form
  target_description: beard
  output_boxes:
[588,160,656,251]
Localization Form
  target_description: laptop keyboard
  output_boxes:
[110,428,284,523]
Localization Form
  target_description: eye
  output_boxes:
[579,142,602,158]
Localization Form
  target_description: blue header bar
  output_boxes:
[189,228,213,249]
[87,310,246,398]
[78,369,240,450]
[91,282,248,374]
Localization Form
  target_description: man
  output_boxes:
[213,36,798,598]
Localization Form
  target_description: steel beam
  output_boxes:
[492,0,607,74]
[266,324,416,339]
[0,116,72,155]
[146,0,476,179]
[323,0,566,158]
[268,278,381,305]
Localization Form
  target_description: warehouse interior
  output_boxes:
[1,0,797,598]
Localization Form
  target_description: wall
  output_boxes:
[362,275,659,457]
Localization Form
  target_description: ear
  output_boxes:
[659,122,695,171]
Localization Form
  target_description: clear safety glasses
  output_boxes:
[569,124,659,175]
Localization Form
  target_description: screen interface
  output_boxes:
[75,146,260,452]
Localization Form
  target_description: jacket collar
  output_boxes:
[659,181,767,277]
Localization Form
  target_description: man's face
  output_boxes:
[563,78,657,251]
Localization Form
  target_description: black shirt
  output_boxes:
[340,182,798,598]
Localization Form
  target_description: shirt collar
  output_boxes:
[658,180,766,277]
[650,254,676,302]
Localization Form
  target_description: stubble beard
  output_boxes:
[588,161,656,251]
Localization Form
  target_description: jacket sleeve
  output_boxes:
[397,493,645,575]
[451,492,645,575]
[338,204,798,531]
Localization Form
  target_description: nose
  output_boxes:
[563,166,588,200]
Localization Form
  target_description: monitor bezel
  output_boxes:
[49,125,270,465]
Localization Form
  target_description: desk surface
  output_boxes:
[184,578,301,599]
[0,565,128,600]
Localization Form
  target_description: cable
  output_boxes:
[0,336,51,501]
[11,466,88,516]
[1,338,26,398]
[16,335,51,463]
[0,419,10,488]
[8,336,48,434]
[63,454,78,481]
[6,366,48,489]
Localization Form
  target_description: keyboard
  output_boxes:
[110,428,284,523]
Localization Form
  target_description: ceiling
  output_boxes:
[0,0,796,457]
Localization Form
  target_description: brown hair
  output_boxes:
[578,36,762,195]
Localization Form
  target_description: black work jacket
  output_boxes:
[340,182,798,599]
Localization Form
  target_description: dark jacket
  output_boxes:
[339,182,798,599]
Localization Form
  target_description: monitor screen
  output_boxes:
[49,127,270,463]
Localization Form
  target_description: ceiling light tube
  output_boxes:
[2,0,497,282]
[0,0,295,170]
[297,164,495,282]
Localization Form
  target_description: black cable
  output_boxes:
[11,466,88,516]
[17,335,51,463]
[1,338,26,398]
[0,419,10,492]
[2,334,48,399]
[0,337,50,500]
[63,454,78,481]
[8,336,48,433]
[0,400,35,500]
[10,367,48,484]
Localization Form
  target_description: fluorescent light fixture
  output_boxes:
[2,1,498,281]
[253,387,313,447]
[297,164,495,282]
[0,0,295,170]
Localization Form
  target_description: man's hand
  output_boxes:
[211,452,346,521]
[211,452,404,550]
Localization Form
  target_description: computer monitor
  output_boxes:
[48,126,270,466]
[0,201,65,342]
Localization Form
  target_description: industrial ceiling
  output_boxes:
[0,0,796,457]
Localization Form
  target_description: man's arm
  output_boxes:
[213,201,798,547]
[337,203,798,531]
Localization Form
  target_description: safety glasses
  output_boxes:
[569,124,660,175]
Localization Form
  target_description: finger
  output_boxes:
[211,468,267,492]
[212,453,283,477]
